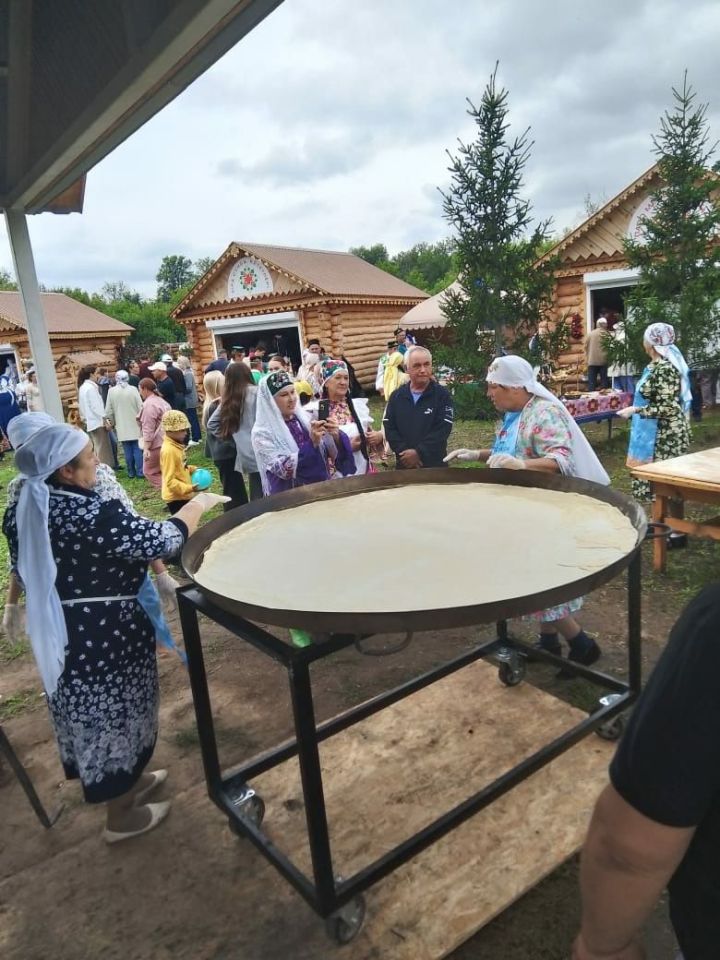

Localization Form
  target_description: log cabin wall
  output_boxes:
[0,330,125,406]
[319,302,415,387]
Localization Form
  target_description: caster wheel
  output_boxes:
[325,894,366,944]
[228,793,265,835]
[498,660,525,687]
[597,715,625,741]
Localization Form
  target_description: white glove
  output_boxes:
[444,449,481,463]
[2,604,25,644]
[155,571,180,613]
[487,453,526,470]
[616,406,636,420]
[192,492,232,511]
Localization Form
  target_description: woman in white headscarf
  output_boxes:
[296,349,323,397]
[104,370,144,479]
[617,322,692,501]
[445,355,607,669]
[2,421,228,842]
[251,371,356,496]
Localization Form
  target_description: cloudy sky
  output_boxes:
[2,0,719,297]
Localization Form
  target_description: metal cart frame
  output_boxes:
[178,469,647,943]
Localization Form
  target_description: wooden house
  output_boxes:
[171,242,428,387]
[539,164,662,371]
[0,292,133,409]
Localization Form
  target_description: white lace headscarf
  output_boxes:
[486,356,610,485]
[115,369,130,388]
[251,372,313,495]
[643,323,692,412]
[14,424,90,694]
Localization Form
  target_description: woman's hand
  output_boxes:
[325,416,341,441]
[350,434,363,452]
[616,406,637,420]
[366,428,383,447]
[155,571,180,613]
[487,453,526,470]
[310,420,326,447]
[444,448,481,463]
[192,492,231,511]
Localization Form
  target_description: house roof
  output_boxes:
[538,164,661,265]
[173,242,428,316]
[401,280,462,330]
[0,292,133,335]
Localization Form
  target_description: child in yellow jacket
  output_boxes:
[160,409,198,514]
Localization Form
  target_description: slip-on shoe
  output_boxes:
[103,801,171,845]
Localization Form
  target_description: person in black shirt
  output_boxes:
[383,346,453,468]
[148,362,177,409]
[162,354,187,411]
[205,350,230,374]
[573,583,720,960]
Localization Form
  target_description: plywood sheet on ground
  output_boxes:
[0,661,612,960]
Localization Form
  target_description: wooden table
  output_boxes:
[631,447,720,572]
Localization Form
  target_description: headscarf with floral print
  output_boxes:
[642,323,692,412]
[320,359,347,385]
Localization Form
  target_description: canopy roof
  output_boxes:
[401,280,462,330]
[0,0,283,214]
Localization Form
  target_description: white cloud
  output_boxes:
[2,0,719,296]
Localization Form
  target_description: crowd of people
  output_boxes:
[3,318,717,957]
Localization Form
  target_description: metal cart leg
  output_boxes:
[596,548,642,741]
[287,659,338,918]
[177,593,222,792]
[0,725,63,828]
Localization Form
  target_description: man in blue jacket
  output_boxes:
[383,346,453,468]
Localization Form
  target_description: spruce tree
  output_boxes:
[619,74,720,370]
[437,66,557,386]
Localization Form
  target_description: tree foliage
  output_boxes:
[350,240,457,295]
[609,74,720,371]
[0,268,17,290]
[156,254,195,302]
[436,65,557,382]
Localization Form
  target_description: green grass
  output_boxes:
[0,689,45,721]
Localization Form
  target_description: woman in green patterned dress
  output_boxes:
[618,322,692,501]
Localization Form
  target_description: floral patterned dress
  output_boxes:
[629,359,691,501]
[497,396,581,623]
[2,484,187,803]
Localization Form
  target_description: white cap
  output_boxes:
[148,361,167,372]
[160,353,173,362]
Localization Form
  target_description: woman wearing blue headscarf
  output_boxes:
[617,322,692,501]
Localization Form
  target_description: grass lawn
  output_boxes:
[2,402,720,665]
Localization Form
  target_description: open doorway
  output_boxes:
[590,285,635,332]
[218,324,302,372]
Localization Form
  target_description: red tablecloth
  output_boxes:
[561,390,633,419]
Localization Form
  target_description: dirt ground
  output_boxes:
[0,541,684,960]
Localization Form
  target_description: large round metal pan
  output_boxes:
[182,468,647,633]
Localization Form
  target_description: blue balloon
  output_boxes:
[192,468,213,490]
